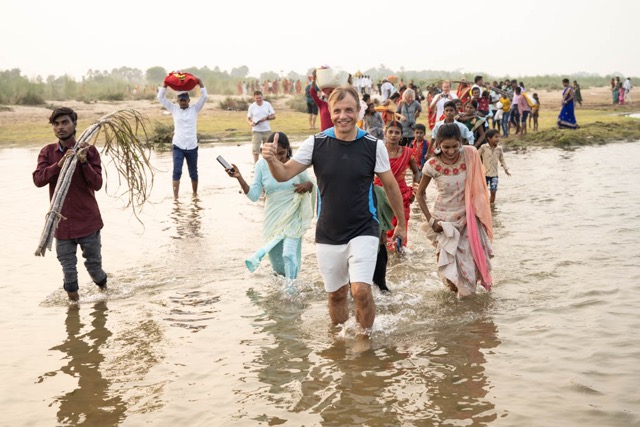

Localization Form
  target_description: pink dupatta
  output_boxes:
[463,146,493,290]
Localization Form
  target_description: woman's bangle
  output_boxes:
[429,217,436,227]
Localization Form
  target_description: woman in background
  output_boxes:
[363,101,385,140]
[558,78,578,129]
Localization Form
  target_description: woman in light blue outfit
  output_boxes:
[227,132,315,279]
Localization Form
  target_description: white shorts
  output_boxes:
[316,235,379,293]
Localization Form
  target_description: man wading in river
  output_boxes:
[33,107,108,301]
[262,86,406,341]
[157,76,207,198]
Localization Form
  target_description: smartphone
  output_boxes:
[396,237,403,254]
[216,155,234,173]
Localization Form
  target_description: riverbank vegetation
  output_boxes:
[1,66,636,105]
[1,66,638,149]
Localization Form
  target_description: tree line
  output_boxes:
[0,65,628,105]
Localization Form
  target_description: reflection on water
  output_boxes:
[164,290,221,333]
[245,281,500,425]
[422,314,499,425]
[45,302,126,425]
[35,301,169,425]
[170,196,203,239]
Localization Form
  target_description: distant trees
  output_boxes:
[259,71,280,82]
[0,65,634,105]
[0,68,44,105]
[230,65,249,79]
[145,66,167,84]
[110,66,144,84]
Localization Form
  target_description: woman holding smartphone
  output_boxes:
[226,132,315,280]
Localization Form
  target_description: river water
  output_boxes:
[1,140,639,426]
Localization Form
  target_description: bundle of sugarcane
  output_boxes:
[35,109,154,256]
[488,85,513,99]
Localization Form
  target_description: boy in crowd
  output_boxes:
[478,129,511,205]
[459,100,487,148]
[410,123,428,169]
[471,86,491,117]
[499,92,511,137]
[428,100,474,158]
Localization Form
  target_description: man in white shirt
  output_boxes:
[380,79,396,103]
[623,78,632,103]
[157,76,207,199]
[247,91,276,163]
[429,80,459,122]
[471,75,485,95]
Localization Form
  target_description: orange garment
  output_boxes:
[457,83,471,105]
[428,109,437,130]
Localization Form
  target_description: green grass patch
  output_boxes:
[501,109,640,149]
[3,102,640,149]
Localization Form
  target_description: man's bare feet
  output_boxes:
[67,291,79,301]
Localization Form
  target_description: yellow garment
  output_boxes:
[522,91,535,108]
[500,96,511,112]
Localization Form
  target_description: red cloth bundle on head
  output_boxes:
[164,71,198,91]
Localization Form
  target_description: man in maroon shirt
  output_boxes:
[33,107,107,302]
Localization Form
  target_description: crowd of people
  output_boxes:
[36,69,612,340]
[237,78,303,97]
[611,76,633,105]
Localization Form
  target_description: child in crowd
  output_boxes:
[411,123,428,169]
[478,129,511,205]
[499,93,511,137]
[430,100,475,158]
[459,100,487,148]
[471,87,490,117]
[531,93,540,131]
[514,87,531,135]
[454,99,465,118]
[490,87,501,130]
[509,88,522,135]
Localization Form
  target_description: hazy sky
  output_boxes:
[2,0,638,80]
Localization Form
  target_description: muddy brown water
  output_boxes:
[1,140,639,426]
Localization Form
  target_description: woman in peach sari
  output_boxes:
[415,123,494,297]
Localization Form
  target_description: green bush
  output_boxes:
[133,92,156,101]
[219,97,250,111]
[99,92,125,101]
[286,95,308,113]
[15,92,45,105]
[150,121,174,144]
[75,95,97,104]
